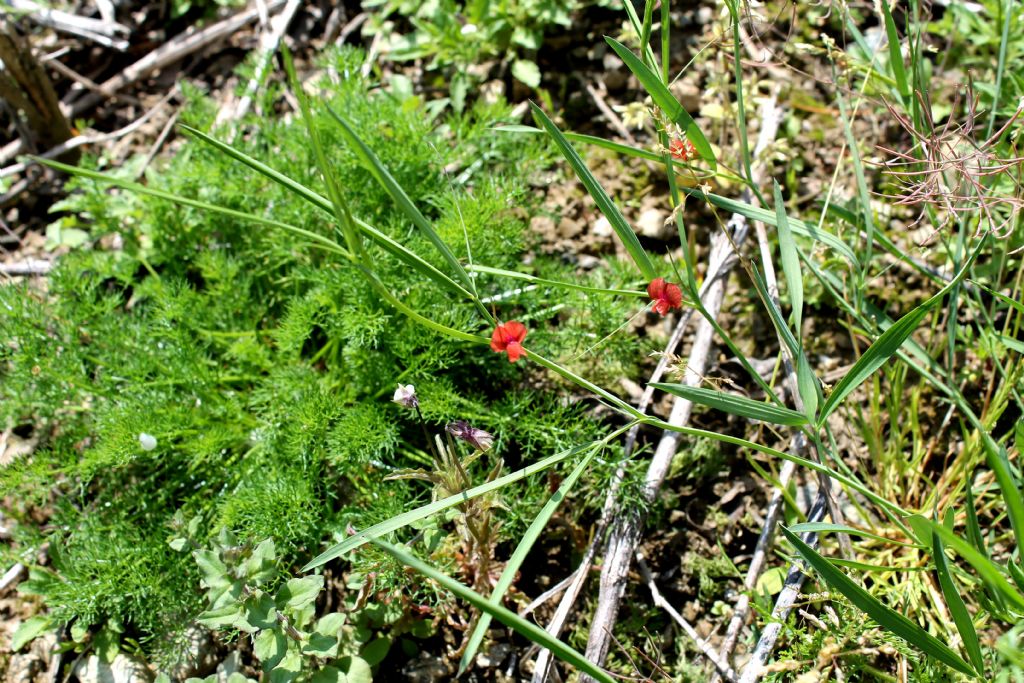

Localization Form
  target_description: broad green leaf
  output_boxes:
[529,102,657,281]
[11,615,52,652]
[244,538,277,586]
[683,187,858,264]
[774,181,804,335]
[907,515,1024,611]
[932,529,985,674]
[359,637,391,667]
[511,59,541,87]
[374,539,616,683]
[816,245,979,426]
[277,576,323,610]
[604,37,716,170]
[302,441,598,570]
[650,383,809,426]
[245,592,278,629]
[783,528,977,677]
[254,629,287,670]
[269,650,302,683]
[459,435,613,673]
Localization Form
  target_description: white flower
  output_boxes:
[393,384,419,409]
[461,23,478,35]
[139,433,158,451]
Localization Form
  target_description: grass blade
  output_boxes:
[649,383,809,427]
[301,441,596,570]
[529,102,657,281]
[774,181,804,335]
[682,187,858,264]
[782,528,978,677]
[467,264,645,298]
[788,522,922,548]
[906,515,1024,612]
[880,1,910,100]
[459,429,622,674]
[816,241,981,426]
[37,158,349,257]
[604,37,716,171]
[932,528,986,674]
[323,105,483,305]
[374,540,616,683]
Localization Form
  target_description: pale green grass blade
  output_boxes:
[302,442,595,570]
[816,242,980,426]
[972,281,1024,317]
[324,105,480,298]
[620,0,657,69]
[774,181,804,335]
[650,383,809,427]
[998,334,1024,354]
[529,103,657,281]
[468,264,646,298]
[529,349,645,419]
[459,429,623,674]
[907,515,1024,611]
[180,124,474,301]
[783,528,978,677]
[796,353,820,422]
[494,125,665,163]
[374,540,616,683]
[37,158,349,257]
[932,528,986,674]
[788,522,922,548]
[646,419,911,519]
[683,188,858,264]
[282,50,363,260]
[604,37,716,171]
[880,1,910,99]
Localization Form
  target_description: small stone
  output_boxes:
[73,654,152,683]
[592,215,613,238]
[636,208,671,240]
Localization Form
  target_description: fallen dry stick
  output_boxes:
[69,0,285,117]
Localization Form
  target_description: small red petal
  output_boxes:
[506,341,524,362]
[503,321,527,344]
[665,282,683,310]
[490,325,508,352]
[647,277,666,301]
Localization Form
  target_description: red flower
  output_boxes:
[490,321,528,362]
[647,278,683,316]
[669,138,696,162]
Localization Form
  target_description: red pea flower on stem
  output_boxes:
[490,321,528,362]
[669,137,696,162]
[647,277,683,316]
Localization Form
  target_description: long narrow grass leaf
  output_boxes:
[816,243,980,426]
[683,188,857,263]
[374,540,616,683]
[788,522,922,548]
[324,105,481,300]
[468,264,646,297]
[302,441,595,570]
[459,429,624,674]
[529,103,657,280]
[932,529,986,674]
[774,181,804,334]
[880,1,910,99]
[37,158,349,257]
[782,528,977,677]
[906,515,1024,611]
[650,383,809,426]
[604,37,716,171]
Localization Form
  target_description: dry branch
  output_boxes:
[574,93,783,683]
[69,0,285,117]
[5,0,130,50]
